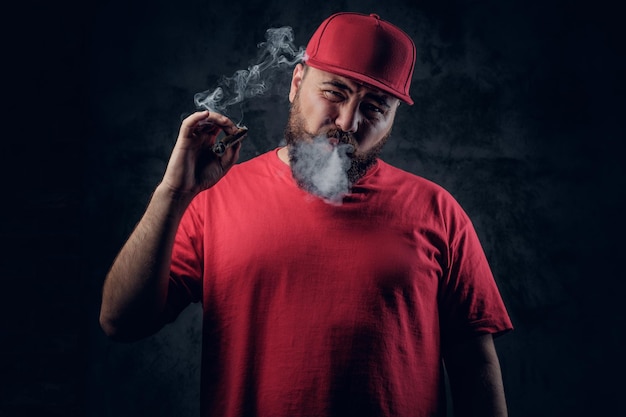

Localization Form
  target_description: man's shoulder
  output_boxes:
[376,159,448,194]
[238,148,285,167]
[374,159,466,214]
[226,149,285,178]
[192,149,284,209]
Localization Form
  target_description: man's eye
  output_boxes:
[363,103,384,115]
[323,90,344,101]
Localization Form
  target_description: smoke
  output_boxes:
[194,26,305,116]
[289,136,355,205]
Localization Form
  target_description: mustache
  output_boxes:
[325,129,356,146]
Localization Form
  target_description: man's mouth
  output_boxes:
[326,130,355,146]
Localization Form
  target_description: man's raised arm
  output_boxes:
[99,111,243,341]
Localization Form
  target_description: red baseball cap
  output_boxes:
[304,12,416,105]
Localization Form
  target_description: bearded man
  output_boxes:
[100,12,513,417]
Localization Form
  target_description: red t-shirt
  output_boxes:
[168,149,512,417]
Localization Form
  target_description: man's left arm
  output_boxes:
[443,333,508,417]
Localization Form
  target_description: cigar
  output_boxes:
[212,127,249,156]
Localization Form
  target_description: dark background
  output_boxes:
[2,0,624,416]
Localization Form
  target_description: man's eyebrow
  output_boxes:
[321,80,391,109]
[321,80,353,93]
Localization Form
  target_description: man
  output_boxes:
[100,12,513,417]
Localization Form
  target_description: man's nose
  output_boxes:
[334,104,361,133]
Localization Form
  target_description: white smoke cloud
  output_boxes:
[289,136,354,205]
[194,27,305,115]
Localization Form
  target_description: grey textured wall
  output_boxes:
[2,0,624,416]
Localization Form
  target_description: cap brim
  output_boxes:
[305,59,414,105]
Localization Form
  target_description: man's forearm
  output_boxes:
[99,183,195,341]
[450,358,508,417]
[444,334,508,417]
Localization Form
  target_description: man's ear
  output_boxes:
[289,63,305,103]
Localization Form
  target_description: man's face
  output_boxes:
[284,64,400,201]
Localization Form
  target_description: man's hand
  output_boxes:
[161,111,243,200]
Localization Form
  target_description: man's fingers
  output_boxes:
[180,111,240,141]
[180,111,211,138]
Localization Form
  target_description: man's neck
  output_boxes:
[277,146,290,165]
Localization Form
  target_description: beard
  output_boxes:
[283,98,390,203]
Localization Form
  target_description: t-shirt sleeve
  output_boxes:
[438,199,513,346]
[162,196,205,323]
